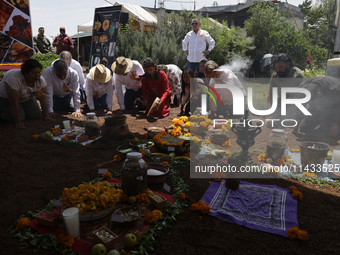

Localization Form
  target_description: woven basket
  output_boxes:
[147,163,169,184]
[78,206,114,222]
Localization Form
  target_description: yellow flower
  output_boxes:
[206,119,212,124]
[184,133,191,137]
[257,153,267,162]
[266,158,273,164]
[198,115,206,122]
[225,151,231,156]
[179,116,189,123]
[191,115,198,121]
[199,121,207,128]
[222,140,231,147]
[114,154,121,161]
[16,217,30,231]
[179,192,188,201]
[204,139,211,145]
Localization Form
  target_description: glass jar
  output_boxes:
[121,152,147,196]
[84,112,100,137]
[266,129,288,161]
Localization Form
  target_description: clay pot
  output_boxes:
[102,115,130,140]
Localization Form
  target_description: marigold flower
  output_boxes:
[32,134,40,140]
[51,127,61,131]
[141,149,146,157]
[114,154,121,161]
[61,136,68,141]
[133,137,138,142]
[179,116,189,123]
[204,139,211,145]
[225,151,231,156]
[16,217,30,231]
[198,115,206,122]
[90,136,96,140]
[190,122,197,127]
[85,142,91,146]
[222,140,231,147]
[161,161,169,166]
[185,121,191,128]
[266,158,273,164]
[199,121,207,128]
[302,172,316,178]
[222,127,227,132]
[214,178,222,182]
[149,146,158,153]
[287,226,299,239]
[35,89,43,98]
[102,172,112,180]
[192,136,201,143]
[289,186,297,192]
[298,230,308,242]
[179,192,188,201]
[191,115,198,121]
[290,148,300,153]
[184,133,191,137]
[136,193,149,204]
[58,233,75,248]
[257,153,267,162]
[64,87,70,92]
[292,190,303,200]
[143,209,162,224]
[131,74,137,80]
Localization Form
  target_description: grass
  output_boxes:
[241,77,270,111]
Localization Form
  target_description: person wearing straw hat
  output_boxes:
[84,64,114,114]
[111,56,145,114]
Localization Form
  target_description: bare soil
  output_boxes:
[1,97,340,255]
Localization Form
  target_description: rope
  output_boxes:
[285,0,316,66]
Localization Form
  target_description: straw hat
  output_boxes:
[90,64,112,83]
[111,56,133,75]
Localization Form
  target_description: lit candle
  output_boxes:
[62,207,80,240]
[63,120,71,130]
[332,150,340,165]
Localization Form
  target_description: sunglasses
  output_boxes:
[192,23,198,25]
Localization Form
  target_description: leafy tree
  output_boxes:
[244,1,327,69]
[31,53,59,72]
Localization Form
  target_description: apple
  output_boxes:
[91,243,106,255]
[146,189,153,195]
[123,233,137,248]
[107,250,120,255]
[128,196,136,204]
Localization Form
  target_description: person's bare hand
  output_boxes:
[106,110,113,115]
[15,121,28,128]
[72,112,83,117]
[203,50,210,57]
[185,50,189,56]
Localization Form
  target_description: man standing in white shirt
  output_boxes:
[85,64,114,114]
[111,56,145,114]
[182,18,215,75]
[43,60,82,117]
[58,51,86,103]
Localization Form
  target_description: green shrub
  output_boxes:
[31,53,59,72]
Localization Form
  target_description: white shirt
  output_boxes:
[182,28,215,63]
[209,69,246,111]
[43,66,80,113]
[84,70,115,110]
[0,69,47,102]
[115,61,144,110]
[51,59,85,89]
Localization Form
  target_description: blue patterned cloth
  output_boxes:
[201,180,298,237]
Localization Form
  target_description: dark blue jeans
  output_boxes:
[124,88,145,110]
[53,93,74,112]
[93,93,107,110]
[187,60,199,75]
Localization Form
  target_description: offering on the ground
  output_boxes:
[147,169,165,175]
[115,208,139,222]
[65,130,77,140]
[95,229,115,242]
[77,134,89,143]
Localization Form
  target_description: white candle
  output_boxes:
[62,207,80,240]
[332,150,340,165]
[63,120,71,129]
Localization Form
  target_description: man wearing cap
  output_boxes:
[111,56,145,113]
[43,59,82,117]
[52,27,74,55]
[85,64,114,114]
[205,60,246,118]
[182,18,215,75]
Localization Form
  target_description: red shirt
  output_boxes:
[53,34,74,54]
[142,71,171,117]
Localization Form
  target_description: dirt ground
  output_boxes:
[1,95,340,255]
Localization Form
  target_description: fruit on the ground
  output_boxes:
[128,196,136,204]
[91,243,106,255]
[146,189,153,195]
[107,250,120,255]
[123,233,137,248]
[168,152,176,158]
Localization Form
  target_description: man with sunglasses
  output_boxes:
[182,18,215,75]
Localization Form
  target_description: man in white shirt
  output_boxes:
[57,51,85,103]
[111,56,145,113]
[182,18,215,75]
[205,60,246,118]
[85,64,114,114]
[43,59,82,117]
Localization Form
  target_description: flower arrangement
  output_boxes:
[179,192,188,201]
[258,153,267,162]
[153,132,184,146]
[85,143,91,146]
[35,89,46,99]
[179,116,189,123]
[185,121,191,128]
[58,233,74,248]
[170,126,182,137]
[61,181,119,215]
[32,134,40,140]
[289,186,303,200]
[198,115,206,122]
[16,217,30,231]
[199,121,207,128]
[287,226,308,241]
[136,193,149,204]
[290,148,300,153]
[114,154,121,161]
[190,200,211,214]
[221,140,231,147]
[143,209,162,224]
[184,133,191,137]
[102,172,112,180]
